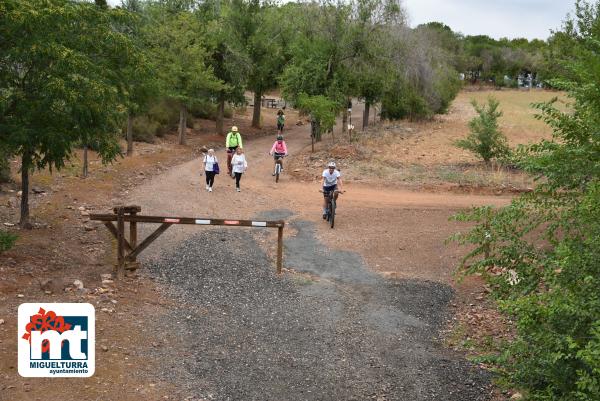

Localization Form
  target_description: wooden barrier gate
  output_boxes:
[90,206,285,279]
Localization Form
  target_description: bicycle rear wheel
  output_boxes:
[330,198,336,228]
[275,163,281,183]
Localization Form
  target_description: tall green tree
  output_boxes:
[145,2,222,144]
[199,0,249,135]
[0,0,138,227]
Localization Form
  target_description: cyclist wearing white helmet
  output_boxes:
[321,161,343,219]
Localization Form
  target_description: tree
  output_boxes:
[0,0,136,227]
[199,0,249,135]
[244,2,288,128]
[145,3,222,144]
[451,2,600,399]
[455,97,509,164]
[119,0,160,156]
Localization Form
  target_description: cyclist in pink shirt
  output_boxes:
[269,134,288,176]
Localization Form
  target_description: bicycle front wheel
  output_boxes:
[330,198,336,228]
[275,163,281,183]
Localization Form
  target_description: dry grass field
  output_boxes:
[296,89,567,193]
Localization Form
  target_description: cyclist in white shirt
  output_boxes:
[321,161,344,219]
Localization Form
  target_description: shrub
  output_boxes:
[0,230,17,252]
[381,81,432,121]
[131,115,160,143]
[189,100,233,120]
[455,97,510,163]
[0,148,11,183]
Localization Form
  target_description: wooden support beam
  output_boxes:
[90,214,284,228]
[103,222,133,252]
[126,223,171,262]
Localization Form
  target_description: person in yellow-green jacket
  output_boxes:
[225,126,243,176]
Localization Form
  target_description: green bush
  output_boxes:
[131,115,160,143]
[188,100,233,120]
[455,97,510,163]
[381,82,432,121]
[0,230,17,252]
[0,148,11,183]
[432,67,462,114]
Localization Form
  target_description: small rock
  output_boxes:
[31,186,45,194]
[73,280,84,290]
[101,345,109,352]
[17,191,22,197]
[100,273,112,281]
[3,222,15,227]
[78,206,86,211]
[0,319,5,325]
[511,393,523,400]
[17,294,24,298]
[84,225,95,232]
[80,211,90,216]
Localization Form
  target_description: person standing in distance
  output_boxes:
[225,126,243,177]
[276,109,285,134]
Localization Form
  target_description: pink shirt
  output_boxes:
[270,141,288,155]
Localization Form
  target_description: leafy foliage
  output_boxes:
[455,97,509,163]
[451,2,600,399]
[0,230,17,252]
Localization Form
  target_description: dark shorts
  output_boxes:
[273,152,285,160]
[323,185,337,197]
[277,123,284,130]
[227,146,238,153]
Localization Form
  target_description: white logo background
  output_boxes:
[18,303,95,377]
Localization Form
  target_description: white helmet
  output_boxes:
[327,161,336,168]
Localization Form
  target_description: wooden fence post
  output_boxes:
[277,226,283,274]
[117,207,125,279]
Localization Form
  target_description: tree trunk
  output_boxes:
[82,145,89,178]
[252,91,262,128]
[216,96,225,135]
[342,109,348,135]
[178,104,187,145]
[126,113,134,156]
[19,153,31,229]
[363,101,370,130]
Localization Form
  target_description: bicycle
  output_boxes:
[273,154,285,183]
[319,189,343,228]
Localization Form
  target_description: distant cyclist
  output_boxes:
[276,109,285,134]
[321,161,343,219]
[225,126,243,176]
[269,134,288,176]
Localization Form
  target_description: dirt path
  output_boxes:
[118,110,510,400]
[127,105,510,282]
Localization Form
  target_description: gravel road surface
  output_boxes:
[143,209,491,401]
